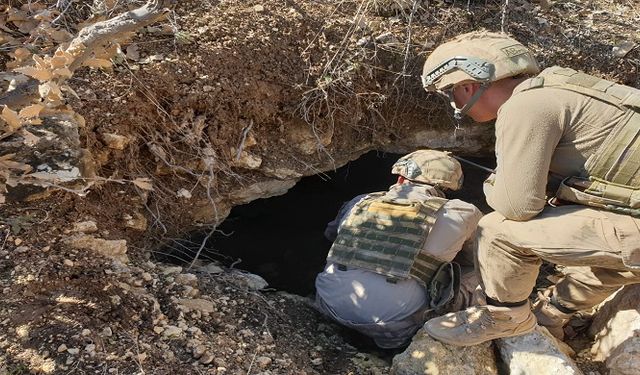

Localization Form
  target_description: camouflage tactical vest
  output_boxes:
[517,66,640,217]
[326,193,448,287]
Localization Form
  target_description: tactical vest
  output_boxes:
[326,193,448,287]
[517,66,640,217]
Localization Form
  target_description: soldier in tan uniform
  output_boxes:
[419,31,640,346]
[315,150,483,348]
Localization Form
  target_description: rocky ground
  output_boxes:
[1,0,639,374]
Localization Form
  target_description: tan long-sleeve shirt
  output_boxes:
[486,74,629,221]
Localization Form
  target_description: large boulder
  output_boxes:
[391,330,498,375]
[589,285,640,375]
[496,326,582,375]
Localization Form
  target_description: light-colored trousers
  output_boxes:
[478,205,640,311]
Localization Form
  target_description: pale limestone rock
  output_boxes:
[256,356,272,369]
[590,285,640,375]
[102,133,130,150]
[199,352,215,364]
[198,263,223,274]
[162,325,183,339]
[73,220,98,233]
[286,122,332,155]
[123,212,147,231]
[230,150,262,169]
[162,266,183,275]
[496,326,582,375]
[230,270,268,291]
[177,298,215,313]
[262,167,302,179]
[176,188,192,199]
[229,179,297,205]
[174,273,198,286]
[391,330,498,375]
[66,235,128,263]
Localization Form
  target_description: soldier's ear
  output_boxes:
[461,82,481,95]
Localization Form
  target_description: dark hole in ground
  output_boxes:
[164,150,495,296]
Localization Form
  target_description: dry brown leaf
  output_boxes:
[38,82,63,102]
[33,55,47,70]
[49,28,73,43]
[20,129,40,146]
[13,47,31,61]
[18,104,44,119]
[16,20,38,34]
[0,16,11,33]
[50,56,68,69]
[132,177,154,191]
[20,2,46,11]
[14,66,52,81]
[28,118,43,125]
[7,9,28,22]
[61,84,79,99]
[1,106,21,131]
[0,154,31,171]
[148,143,168,160]
[0,32,13,44]
[53,67,72,79]
[83,58,113,69]
[33,9,54,22]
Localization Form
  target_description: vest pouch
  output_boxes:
[429,262,461,313]
[556,177,640,217]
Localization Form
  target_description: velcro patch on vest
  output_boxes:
[501,44,530,58]
[326,195,447,285]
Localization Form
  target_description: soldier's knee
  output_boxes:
[475,212,509,263]
[477,211,506,240]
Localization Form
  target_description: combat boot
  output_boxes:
[532,289,573,340]
[424,302,536,346]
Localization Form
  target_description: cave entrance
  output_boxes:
[184,150,493,296]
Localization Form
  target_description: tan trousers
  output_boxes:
[477,206,640,311]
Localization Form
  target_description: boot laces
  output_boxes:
[461,306,496,334]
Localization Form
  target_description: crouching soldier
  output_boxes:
[420,31,640,346]
[314,150,483,348]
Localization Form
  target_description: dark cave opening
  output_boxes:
[180,150,495,296]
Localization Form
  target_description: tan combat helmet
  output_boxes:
[421,31,540,119]
[392,150,463,191]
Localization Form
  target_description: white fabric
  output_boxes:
[315,183,482,325]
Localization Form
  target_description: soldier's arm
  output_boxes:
[323,194,369,241]
[424,200,483,262]
[487,90,565,221]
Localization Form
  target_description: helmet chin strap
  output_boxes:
[449,82,491,120]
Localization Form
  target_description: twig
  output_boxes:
[51,0,75,26]
[500,0,510,33]
[187,225,217,270]
[235,120,254,160]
